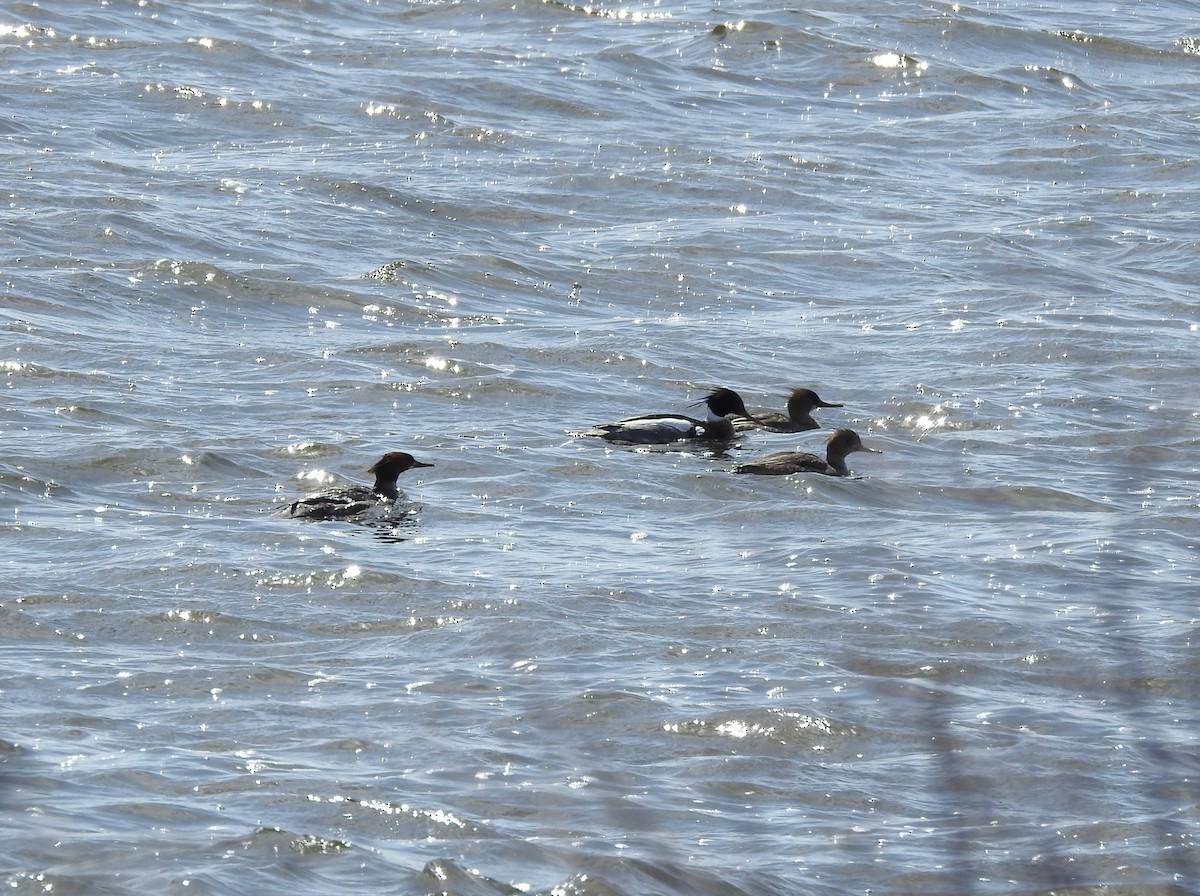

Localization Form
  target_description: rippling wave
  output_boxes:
[3,0,1198,892]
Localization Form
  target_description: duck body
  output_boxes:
[581,387,758,445]
[734,428,879,477]
[588,412,732,445]
[285,485,390,520]
[739,388,843,433]
[284,451,433,520]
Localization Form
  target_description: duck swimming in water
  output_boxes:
[738,387,844,433]
[283,451,433,520]
[578,387,761,445]
[733,428,879,477]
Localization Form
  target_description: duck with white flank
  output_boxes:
[283,451,433,520]
[739,387,843,433]
[733,429,879,477]
[579,387,761,445]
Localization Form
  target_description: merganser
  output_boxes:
[739,387,843,432]
[578,387,761,445]
[283,451,433,520]
[733,428,879,477]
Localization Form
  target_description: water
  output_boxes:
[3,1,1198,893]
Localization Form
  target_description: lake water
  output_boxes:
[2,1,1198,893]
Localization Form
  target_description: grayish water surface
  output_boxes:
[3,1,1198,893]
